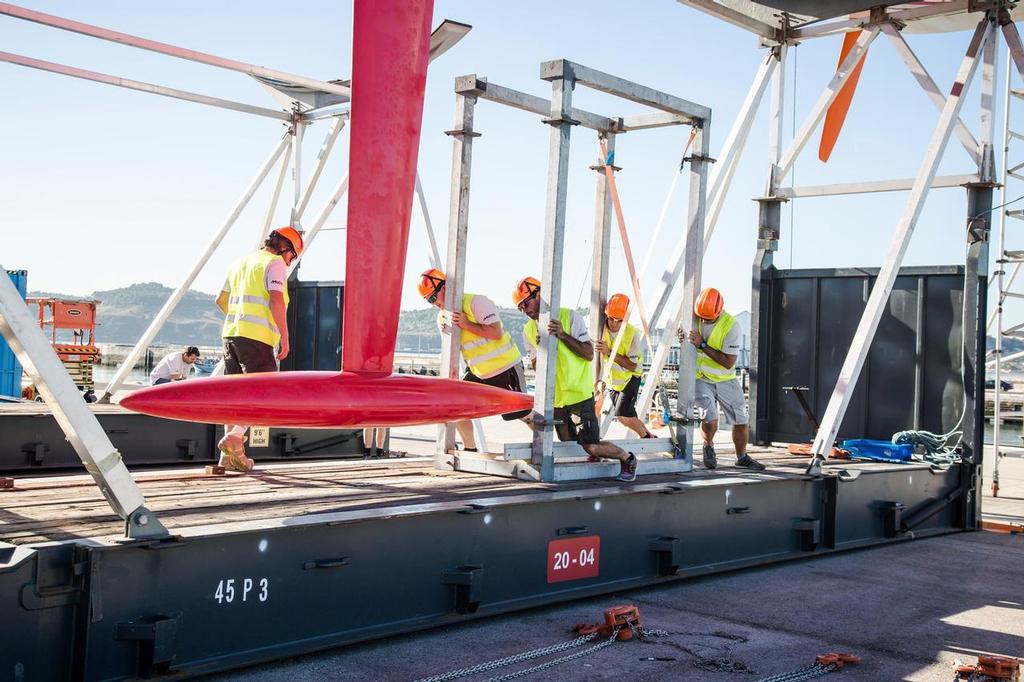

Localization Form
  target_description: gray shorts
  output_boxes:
[694,378,748,426]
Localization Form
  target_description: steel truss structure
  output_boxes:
[682,2,1019,499]
[0,5,984,679]
[0,3,468,537]
[433,61,711,482]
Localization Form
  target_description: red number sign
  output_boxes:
[547,536,601,583]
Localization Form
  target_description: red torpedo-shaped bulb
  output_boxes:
[119,372,535,429]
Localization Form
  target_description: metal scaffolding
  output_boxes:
[991,41,1024,496]
[435,62,710,482]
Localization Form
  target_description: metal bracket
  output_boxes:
[792,518,821,552]
[441,565,483,615]
[444,128,482,138]
[22,441,48,466]
[648,536,682,576]
[116,614,180,678]
[683,153,716,165]
[540,116,580,126]
[880,501,906,538]
[125,507,171,541]
[175,439,197,460]
[968,216,990,244]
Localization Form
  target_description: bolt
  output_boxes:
[136,513,149,526]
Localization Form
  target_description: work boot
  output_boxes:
[735,453,766,471]
[218,434,254,473]
[702,443,718,470]
[617,454,638,482]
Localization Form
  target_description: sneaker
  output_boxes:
[617,454,638,482]
[702,444,718,470]
[588,453,601,463]
[735,453,766,471]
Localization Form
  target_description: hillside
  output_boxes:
[23,283,1020,371]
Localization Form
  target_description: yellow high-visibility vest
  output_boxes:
[525,308,593,408]
[602,323,643,391]
[438,294,522,379]
[696,311,737,383]
[221,250,289,348]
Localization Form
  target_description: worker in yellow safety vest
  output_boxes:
[678,287,764,471]
[594,293,656,439]
[214,226,303,472]
[514,277,637,481]
[417,268,531,452]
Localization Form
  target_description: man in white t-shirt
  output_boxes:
[679,287,764,471]
[416,268,528,452]
[150,346,200,385]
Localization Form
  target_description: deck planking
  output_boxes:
[0,448,914,546]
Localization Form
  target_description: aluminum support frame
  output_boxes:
[589,133,616,382]
[0,2,351,98]
[0,269,167,539]
[881,23,981,165]
[436,93,478,463]
[531,69,576,482]
[0,50,291,121]
[635,126,710,439]
[100,132,292,402]
[775,27,880,187]
[807,20,993,475]
[259,132,295,246]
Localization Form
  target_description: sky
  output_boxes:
[0,1,1017,323]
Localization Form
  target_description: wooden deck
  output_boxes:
[0,446,911,547]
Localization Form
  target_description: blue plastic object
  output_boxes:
[1,270,27,398]
[840,438,913,463]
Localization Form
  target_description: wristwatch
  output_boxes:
[699,341,707,350]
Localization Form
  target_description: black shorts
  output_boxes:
[554,396,601,445]
[223,336,278,375]
[464,363,531,421]
[609,375,641,418]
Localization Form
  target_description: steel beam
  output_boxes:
[504,437,678,461]
[776,174,980,199]
[636,126,710,430]
[775,27,880,186]
[0,50,290,120]
[258,135,294,246]
[289,173,349,276]
[589,133,616,383]
[675,0,778,41]
[0,269,166,538]
[454,76,614,132]
[808,21,992,474]
[542,59,711,121]
[437,93,477,462]
[962,182,992,528]
[618,111,690,131]
[100,133,292,402]
[295,116,346,222]
[705,51,776,250]
[0,1,351,97]
[881,24,980,165]
[532,71,575,482]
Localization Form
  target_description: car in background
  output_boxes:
[985,379,1014,391]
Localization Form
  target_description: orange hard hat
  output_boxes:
[513,277,542,307]
[694,287,724,320]
[605,293,630,320]
[417,268,446,301]
[271,226,304,257]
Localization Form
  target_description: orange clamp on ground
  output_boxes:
[815,652,861,669]
[573,605,641,641]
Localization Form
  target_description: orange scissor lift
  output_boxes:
[26,297,101,392]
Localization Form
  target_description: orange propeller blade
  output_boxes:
[819,29,869,163]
